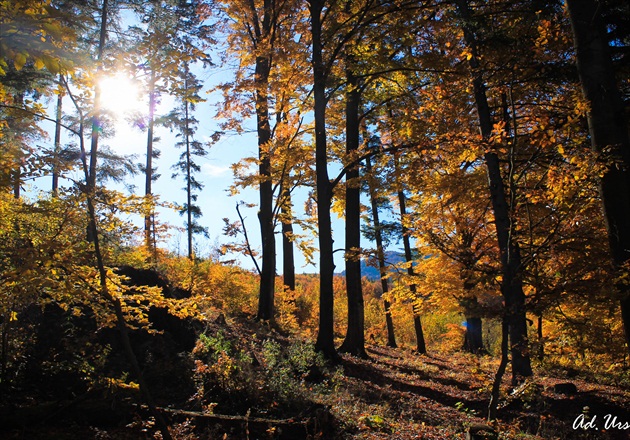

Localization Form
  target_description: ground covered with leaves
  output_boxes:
[1,314,629,439]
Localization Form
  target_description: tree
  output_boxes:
[338,54,367,358]
[566,0,630,353]
[454,0,532,382]
[167,63,208,260]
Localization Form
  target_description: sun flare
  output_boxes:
[97,73,144,116]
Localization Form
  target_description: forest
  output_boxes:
[1,0,630,438]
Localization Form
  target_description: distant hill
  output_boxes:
[337,250,406,281]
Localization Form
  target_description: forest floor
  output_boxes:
[2,315,629,439]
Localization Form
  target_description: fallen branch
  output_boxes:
[161,406,334,439]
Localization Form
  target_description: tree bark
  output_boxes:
[310,0,337,358]
[566,0,630,354]
[339,63,367,358]
[456,0,532,382]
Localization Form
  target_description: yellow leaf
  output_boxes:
[14,53,26,70]
[10,311,18,322]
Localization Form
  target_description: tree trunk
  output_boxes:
[145,70,156,253]
[536,313,544,360]
[339,63,367,358]
[52,75,63,194]
[488,317,509,421]
[413,308,427,354]
[310,0,336,358]
[456,0,532,382]
[184,67,194,260]
[366,156,397,348]
[566,0,630,354]
[398,189,426,353]
[254,51,276,322]
[463,316,484,354]
[281,186,296,292]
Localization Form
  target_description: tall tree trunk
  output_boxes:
[366,156,397,348]
[281,186,296,291]
[52,75,63,194]
[254,49,276,321]
[184,66,194,260]
[144,70,157,253]
[566,0,630,354]
[398,189,426,353]
[310,0,336,358]
[456,0,532,382]
[86,0,109,243]
[339,63,367,358]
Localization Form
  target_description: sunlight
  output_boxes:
[97,73,144,117]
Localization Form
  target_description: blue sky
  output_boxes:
[32,63,348,274]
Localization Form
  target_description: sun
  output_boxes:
[97,73,144,117]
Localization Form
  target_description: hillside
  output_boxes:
[2,313,628,440]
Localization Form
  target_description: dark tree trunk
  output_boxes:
[255,50,276,322]
[456,0,532,382]
[52,75,63,194]
[536,313,544,360]
[488,317,509,421]
[310,0,336,358]
[366,156,397,348]
[413,308,427,354]
[145,70,156,253]
[398,189,426,354]
[339,63,367,358]
[184,67,194,260]
[281,186,296,292]
[463,316,484,354]
[567,0,630,354]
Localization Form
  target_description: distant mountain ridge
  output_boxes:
[337,250,406,281]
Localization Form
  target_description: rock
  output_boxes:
[553,382,578,394]
[466,423,498,440]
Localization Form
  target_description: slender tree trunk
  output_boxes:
[398,189,426,353]
[456,0,532,382]
[254,50,276,321]
[184,67,194,260]
[281,186,296,291]
[488,317,509,421]
[0,318,10,396]
[86,0,109,243]
[310,0,336,358]
[339,63,367,358]
[536,313,544,360]
[11,93,24,199]
[566,0,630,354]
[366,156,397,348]
[52,75,63,194]
[145,70,156,252]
